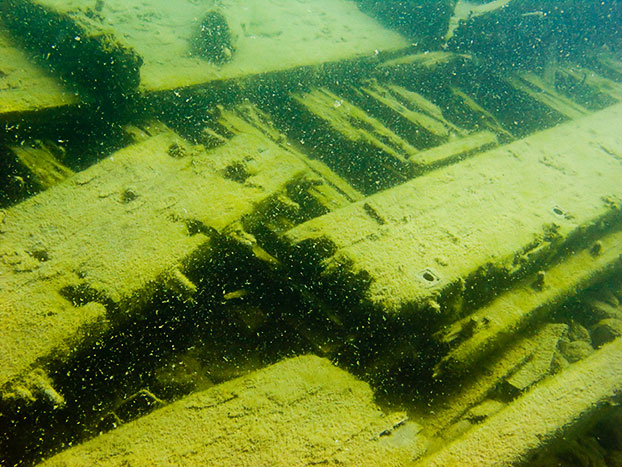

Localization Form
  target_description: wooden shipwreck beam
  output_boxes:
[280,103,622,321]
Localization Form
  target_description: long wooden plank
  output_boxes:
[276,87,417,194]
[418,337,622,466]
[282,104,622,318]
[411,130,498,170]
[2,0,407,94]
[506,73,590,120]
[38,356,422,466]
[434,228,622,378]
[422,323,570,437]
[0,28,78,118]
[357,82,455,142]
[0,117,350,395]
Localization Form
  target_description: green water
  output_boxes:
[1,1,621,466]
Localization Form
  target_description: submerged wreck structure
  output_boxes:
[1,0,622,465]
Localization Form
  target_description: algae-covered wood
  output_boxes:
[506,72,590,120]
[0,29,78,118]
[6,0,408,94]
[0,122,337,391]
[423,323,570,437]
[293,88,418,167]
[276,87,421,194]
[419,337,622,466]
[283,104,622,316]
[435,228,622,377]
[1,2,622,464]
[9,143,74,189]
[39,355,423,466]
[217,103,363,210]
[410,130,498,170]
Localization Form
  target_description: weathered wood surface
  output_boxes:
[354,82,463,146]
[39,355,423,466]
[435,228,622,378]
[506,72,590,120]
[291,87,417,193]
[410,130,498,171]
[0,115,352,395]
[2,0,407,94]
[1,11,621,463]
[423,323,570,437]
[282,104,622,317]
[8,142,74,189]
[418,336,622,466]
[0,28,78,119]
[269,81,497,194]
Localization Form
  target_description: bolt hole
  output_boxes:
[423,271,435,282]
[419,268,440,286]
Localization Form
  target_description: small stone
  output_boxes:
[591,318,622,348]
[532,270,546,291]
[550,351,569,373]
[167,142,187,158]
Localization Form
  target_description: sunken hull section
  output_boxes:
[1,1,622,465]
